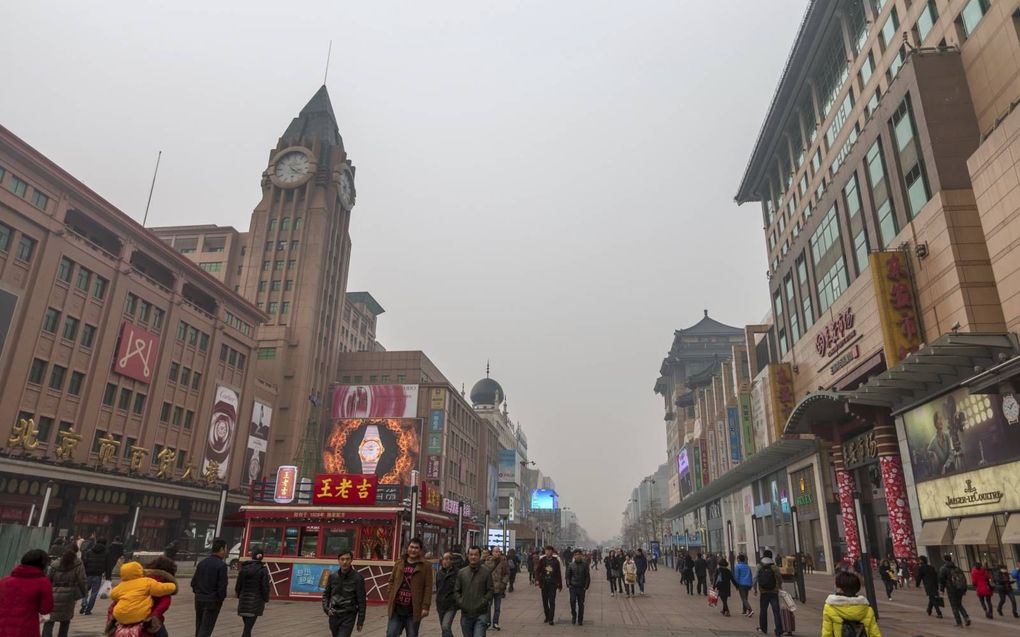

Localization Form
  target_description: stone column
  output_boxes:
[832,443,862,561]
[875,421,917,561]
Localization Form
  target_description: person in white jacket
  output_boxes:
[622,555,638,598]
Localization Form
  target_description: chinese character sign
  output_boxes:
[870,251,922,366]
[274,465,298,503]
[313,473,378,505]
[768,363,796,441]
[112,321,160,384]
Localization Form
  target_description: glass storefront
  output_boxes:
[790,465,827,572]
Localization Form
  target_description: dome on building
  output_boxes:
[470,377,505,407]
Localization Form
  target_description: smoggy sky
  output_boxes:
[2,1,808,542]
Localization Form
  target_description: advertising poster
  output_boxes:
[487,464,499,516]
[768,363,795,441]
[430,388,446,410]
[243,401,272,484]
[274,466,298,503]
[113,321,161,384]
[902,386,1020,482]
[497,449,519,482]
[678,447,693,499]
[530,489,558,510]
[332,384,419,419]
[707,427,718,481]
[429,410,444,432]
[699,436,710,488]
[322,418,422,484]
[290,563,335,597]
[739,393,755,457]
[692,444,702,491]
[870,251,922,366]
[751,368,772,451]
[202,385,239,481]
[426,455,441,479]
[727,406,743,463]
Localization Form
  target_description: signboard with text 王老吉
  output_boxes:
[312,473,377,505]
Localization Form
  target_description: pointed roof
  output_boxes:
[676,310,743,337]
[281,85,345,149]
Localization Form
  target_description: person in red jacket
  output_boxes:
[104,556,177,637]
[0,549,55,637]
[972,562,995,619]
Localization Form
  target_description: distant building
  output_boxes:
[341,291,385,352]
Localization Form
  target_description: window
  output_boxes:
[258,280,267,292]
[249,527,284,555]
[262,260,270,272]
[273,260,283,271]
[267,219,277,231]
[905,164,931,218]
[29,358,47,384]
[92,276,108,300]
[177,321,187,340]
[264,241,273,252]
[36,417,53,443]
[844,175,870,273]
[57,257,74,283]
[117,388,132,411]
[161,402,172,422]
[219,344,229,362]
[75,267,91,292]
[187,325,198,346]
[184,410,194,430]
[43,308,60,333]
[811,150,821,175]
[180,367,191,387]
[8,176,28,197]
[267,302,278,314]
[281,217,291,230]
[785,275,800,342]
[865,140,899,247]
[866,89,881,118]
[62,316,79,341]
[276,241,286,251]
[68,371,85,396]
[798,174,808,198]
[15,235,36,261]
[817,257,849,312]
[151,308,164,331]
[132,393,146,415]
[237,353,246,370]
[859,52,875,87]
[322,528,356,557]
[887,46,907,80]
[257,347,277,360]
[892,96,931,218]
[191,371,202,391]
[958,0,990,39]
[80,324,96,348]
[811,206,842,265]
[47,365,66,391]
[270,280,281,292]
[199,332,209,352]
[796,256,814,328]
[169,362,180,382]
[0,222,10,252]
[199,262,223,272]
[102,383,117,406]
[916,0,939,42]
[90,430,107,453]
[124,293,138,316]
[880,8,899,50]
[290,240,299,251]
[31,190,49,210]
[281,301,290,314]
[825,91,855,150]
[287,259,296,270]
[294,217,303,230]
[172,406,183,426]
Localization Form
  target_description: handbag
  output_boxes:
[707,587,719,606]
[778,589,797,612]
[934,596,945,608]
[99,579,113,599]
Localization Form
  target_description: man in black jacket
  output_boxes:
[455,546,493,637]
[435,553,458,637]
[915,555,943,618]
[79,538,108,615]
[106,536,125,580]
[537,546,563,625]
[191,539,228,637]
[566,549,590,625]
[694,553,708,596]
[323,550,367,637]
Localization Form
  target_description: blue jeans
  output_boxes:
[440,609,458,637]
[386,613,420,637]
[490,593,504,624]
[637,572,646,593]
[759,592,782,636]
[81,575,102,612]
[460,613,488,637]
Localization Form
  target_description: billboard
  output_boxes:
[870,251,921,366]
[487,464,499,516]
[530,489,558,510]
[113,321,160,384]
[332,384,420,419]
[312,473,378,505]
[497,449,519,482]
[274,466,298,504]
[902,386,1020,483]
[727,406,742,463]
[243,401,272,484]
[202,385,239,481]
[322,418,422,484]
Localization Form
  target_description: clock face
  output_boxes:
[360,440,383,462]
[273,151,311,186]
[339,167,356,209]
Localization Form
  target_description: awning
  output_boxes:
[661,438,819,520]
[1001,514,1020,544]
[917,520,952,546]
[953,516,996,545]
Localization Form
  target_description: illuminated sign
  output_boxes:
[916,462,1020,519]
[312,473,378,505]
[274,466,298,504]
[530,489,558,510]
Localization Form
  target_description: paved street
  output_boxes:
[62,563,1020,636]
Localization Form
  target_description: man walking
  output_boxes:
[537,545,563,625]
[455,546,493,637]
[915,555,942,619]
[752,549,783,637]
[386,538,433,637]
[79,538,108,615]
[191,539,228,637]
[322,550,367,637]
[706,553,718,591]
[733,554,754,617]
[485,547,509,630]
[939,553,972,627]
[694,553,708,596]
[566,549,590,625]
[633,549,648,595]
[436,553,458,637]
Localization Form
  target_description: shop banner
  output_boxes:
[870,251,921,366]
[727,406,742,463]
[739,393,755,457]
[916,461,1020,520]
[243,401,272,484]
[429,410,444,432]
[312,473,378,505]
[112,321,160,384]
[332,384,420,419]
[429,388,446,410]
[426,454,441,480]
[202,385,239,481]
[767,363,795,441]
[274,466,298,503]
[707,427,717,481]
[700,436,710,488]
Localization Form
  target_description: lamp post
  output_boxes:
[750,514,760,563]
[853,490,879,619]
[484,509,491,549]
[457,501,464,550]
[726,519,734,566]
[37,480,55,527]
[790,505,806,603]
[410,470,419,541]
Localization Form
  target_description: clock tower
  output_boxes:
[239,85,356,473]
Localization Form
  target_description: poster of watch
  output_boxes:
[321,417,422,485]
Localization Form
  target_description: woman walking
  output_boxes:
[0,549,55,637]
[43,547,87,637]
[879,557,897,601]
[715,559,735,617]
[682,554,695,596]
[622,554,637,598]
[972,561,995,619]
[733,554,754,617]
[994,564,1018,618]
[821,571,881,637]
[605,550,618,597]
[236,547,270,637]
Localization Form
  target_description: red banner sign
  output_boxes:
[274,465,298,504]
[112,321,160,384]
[313,473,378,505]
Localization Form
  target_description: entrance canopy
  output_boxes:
[785,333,1019,436]
[953,516,996,545]
[917,519,952,546]
[1000,514,1020,545]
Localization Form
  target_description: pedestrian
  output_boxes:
[108,561,178,632]
[566,549,590,626]
[606,550,619,597]
[79,537,108,615]
[715,558,734,617]
[879,557,896,601]
[0,549,54,637]
[322,550,367,637]
[650,548,658,571]
[537,545,563,625]
[914,555,943,618]
[485,547,508,630]
[821,570,881,636]
[753,549,784,637]
[136,556,177,637]
[506,549,519,593]
[694,552,708,596]
[454,546,493,637]
[47,537,66,563]
[107,536,125,580]
[43,547,86,637]
[622,553,637,598]
[939,553,972,627]
[236,546,270,637]
[634,548,648,595]
[682,553,695,596]
[191,538,229,637]
[993,563,1018,618]
[733,553,754,617]
[435,553,458,637]
[451,546,467,572]
[706,553,718,592]
[385,537,433,637]
[971,561,995,619]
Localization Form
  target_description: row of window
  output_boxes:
[151,443,189,469]
[15,412,72,448]
[176,320,210,352]
[198,262,222,272]
[264,240,299,252]
[266,217,303,232]
[56,256,110,301]
[158,401,195,430]
[260,259,298,272]
[125,292,165,330]
[167,361,203,391]
[28,358,86,396]
[0,165,50,210]
[339,374,408,384]
[0,222,36,262]
[255,301,290,314]
[224,311,253,337]
[101,382,147,415]
[42,307,97,347]
[257,279,295,292]
[219,344,248,370]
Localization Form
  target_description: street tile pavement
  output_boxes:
[61,564,1020,636]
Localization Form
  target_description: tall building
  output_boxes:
[341,291,385,352]
[150,225,245,291]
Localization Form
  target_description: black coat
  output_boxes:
[235,560,270,617]
[191,555,228,603]
[916,563,940,596]
[566,560,591,590]
[106,541,124,577]
[435,566,457,614]
[83,544,108,577]
[694,557,707,578]
[322,567,367,626]
[714,566,734,598]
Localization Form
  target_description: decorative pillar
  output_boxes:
[832,443,862,561]
[874,420,917,561]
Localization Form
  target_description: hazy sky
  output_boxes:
[3,1,807,542]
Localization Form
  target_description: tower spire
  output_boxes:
[486,360,490,378]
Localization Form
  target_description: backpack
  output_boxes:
[948,567,969,593]
[841,620,867,637]
[757,565,778,592]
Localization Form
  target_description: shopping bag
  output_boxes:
[778,589,797,612]
[707,587,719,606]
[114,624,143,637]
[99,579,113,599]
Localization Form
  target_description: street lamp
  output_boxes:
[852,491,879,619]
[790,505,805,603]
[750,514,760,563]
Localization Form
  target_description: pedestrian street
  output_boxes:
[60,563,1020,637]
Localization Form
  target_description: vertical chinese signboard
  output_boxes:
[739,393,755,457]
[870,250,922,366]
[274,465,298,503]
[767,363,795,441]
[692,444,703,491]
[727,406,742,463]
[699,436,710,488]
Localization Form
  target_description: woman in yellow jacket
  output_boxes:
[109,561,177,625]
[821,571,882,637]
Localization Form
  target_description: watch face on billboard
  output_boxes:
[322,418,421,485]
[332,385,419,419]
[530,489,558,510]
